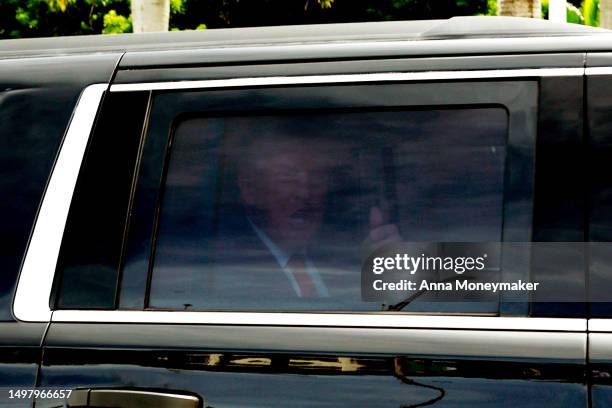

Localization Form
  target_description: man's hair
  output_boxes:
[224,115,332,177]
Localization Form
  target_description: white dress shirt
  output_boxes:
[249,220,329,298]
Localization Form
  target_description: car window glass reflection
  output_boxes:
[148,109,508,311]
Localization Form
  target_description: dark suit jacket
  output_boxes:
[201,210,364,309]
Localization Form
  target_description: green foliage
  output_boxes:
[542,0,596,25]
[567,2,583,23]
[0,0,131,38]
[476,0,497,16]
[170,0,184,14]
[582,0,600,26]
[102,9,130,33]
[47,0,74,12]
[305,0,335,9]
[15,6,37,29]
[1,0,489,39]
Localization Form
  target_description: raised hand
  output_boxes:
[366,206,401,253]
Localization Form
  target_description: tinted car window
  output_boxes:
[148,108,508,311]
[0,54,122,319]
[588,74,612,315]
[54,91,149,309]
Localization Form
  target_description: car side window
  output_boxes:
[53,80,537,315]
[53,91,150,309]
[147,109,508,311]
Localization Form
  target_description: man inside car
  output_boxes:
[210,118,401,301]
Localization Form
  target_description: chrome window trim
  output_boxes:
[13,83,108,323]
[589,333,612,361]
[588,319,612,332]
[586,67,612,75]
[51,310,586,331]
[110,68,584,92]
[13,69,592,328]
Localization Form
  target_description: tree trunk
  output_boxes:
[131,0,170,33]
[498,0,542,18]
[602,0,612,28]
[548,0,566,22]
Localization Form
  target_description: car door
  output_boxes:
[15,50,589,407]
[0,52,121,408]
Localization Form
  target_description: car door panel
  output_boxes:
[37,323,586,408]
[24,55,588,407]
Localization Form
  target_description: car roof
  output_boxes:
[0,16,608,60]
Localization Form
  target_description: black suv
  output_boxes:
[3,16,612,408]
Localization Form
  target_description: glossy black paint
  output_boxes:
[590,363,612,408]
[0,323,47,407]
[39,349,585,407]
[113,53,585,84]
[586,57,612,408]
[37,360,586,408]
[587,74,612,315]
[116,40,601,70]
[37,324,587,408]
[43,348,583,382]
[0,53,121,321]
[0,18,607,61]
[530,76,587,317]
[41,323,581,360]
[587,52,612,67]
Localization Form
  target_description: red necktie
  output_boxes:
[286,254,316,298]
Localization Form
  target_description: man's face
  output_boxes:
[239,140,329,251]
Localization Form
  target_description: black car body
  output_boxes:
[2,16,612,408]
